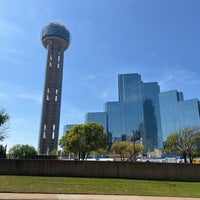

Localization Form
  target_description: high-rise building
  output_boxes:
[86,73,162,151]
[65,73,200,152]
[159,90,200,141]
[85,112,112,146]
[85,112,108,132]
[105,74,162,151]
[38,23,70,155]
[63,124,77,135]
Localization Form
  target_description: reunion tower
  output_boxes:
[38,22,70,155]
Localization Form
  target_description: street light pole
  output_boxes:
[131,130,141,162]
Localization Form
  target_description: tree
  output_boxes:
[9,144,37,159]
[127,143,144,161]
[111,141,129,161]
[0,110,9,141]
[164,127,200,163]
[111,141,144,162]
[59,122,108,160]
[50,149,58,156]
[50,149,62,156]
[90,148,108,157]
[0,145,6,159]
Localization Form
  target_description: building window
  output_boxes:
[57,54,60,62]
[46,95,49,101]
[57,51,61,69]
[55,89,58,102]
[52,124,56,139]
[57,63,60,68]
[43,124,47,139]
[46,88,50,101]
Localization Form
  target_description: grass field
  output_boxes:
[0,176,200,197]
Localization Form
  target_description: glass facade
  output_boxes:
[86,73,162,151]
[63,124,76,135]
[85,112,108,132]
[104,102,121,142]
[107,74,161,151]
[159,90,200,141]
[65,73,200,152]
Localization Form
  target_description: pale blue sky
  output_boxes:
[1,0,200,150]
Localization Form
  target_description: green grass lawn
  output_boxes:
[0,176,200,197]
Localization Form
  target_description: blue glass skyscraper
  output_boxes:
[106,74,162,151]
[65,73,200,153]
[86,73,162,151]
[85,112,107,132]
[159,90,200,141]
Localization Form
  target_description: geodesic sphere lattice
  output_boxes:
[41,22,70,49]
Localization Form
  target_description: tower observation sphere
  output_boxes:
[41,22,70,50]
[38,22,71,155]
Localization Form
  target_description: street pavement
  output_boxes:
[0,194,199,200]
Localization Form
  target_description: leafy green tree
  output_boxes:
[111,141,144,162]
[9,144,37,159]
[59,122,108,160]
[164,127,200,163]
[0,110,9,141]
[50,149,62,157]
[89,148,108,157]
[50,149,58,156]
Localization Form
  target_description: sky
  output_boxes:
[1,0,200,151]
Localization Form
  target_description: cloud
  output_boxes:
[82,73,111,80]
[0,47,17,54]
[158,66,196,90]
[64,111,85,123]
[80,73,117,100]
[0,81,42,104]
[17,93,42,104]
[81,73,113,86]
[61,103,85,124]
[100,89,110,100]
[150,65,200,100]
[23,1,53,21]
[99,87,118,101]
[0,19,22,37]
[76,21,94,38]
[80,73,107,90]
[0,92,10,98]
[0,47,20,64]
[2,115,39,149]
[79,67,200,101]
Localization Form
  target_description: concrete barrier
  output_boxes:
[0,159,200,181]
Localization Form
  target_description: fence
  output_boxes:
[0,159,199,181]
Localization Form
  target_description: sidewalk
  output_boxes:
[0,194,199,200]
